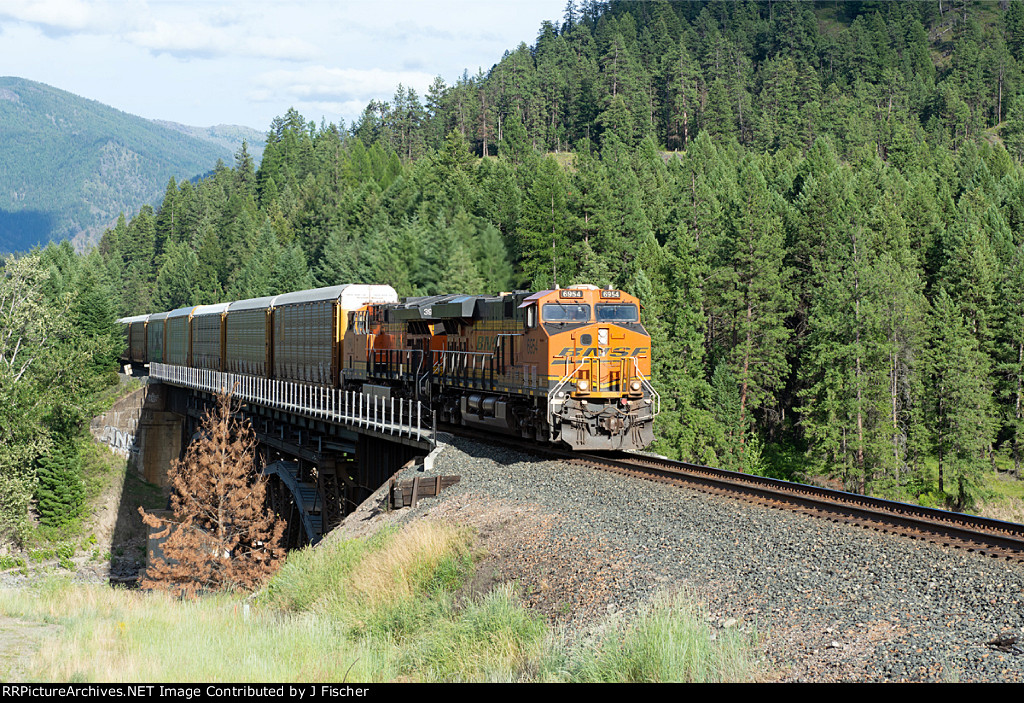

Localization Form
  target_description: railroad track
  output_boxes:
[442,424,1024,562]
[571,451,1024,562]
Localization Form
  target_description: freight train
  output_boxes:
[118,283,659,450]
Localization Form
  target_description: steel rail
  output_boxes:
[442,423,1024,562]
[572,451,1024,562]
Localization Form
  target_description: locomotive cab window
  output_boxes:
[542,303,591,322]
[595,303,638,323]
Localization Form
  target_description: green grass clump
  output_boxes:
[27,549,54,563]
[261,531,379,613]
[0,555,26,570]
[400,584,548,682]
[253,521,544,681]
[565,592,759,683]
[266,522,504,671]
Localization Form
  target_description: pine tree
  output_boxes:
[234,141,257,200]
[661,38,702,150]
[1007,0,1024,62]
[996,247,1024,476]
[862,195,929,493]
[514,156,575,288]
[153,178,179,266]
[155,239,200,310]
[498,112,534,167]
[314,225,358,287]
[922,289,996,511]
[71,254,120,377]
[442,239,486,294]
[940,189,1001,356]
[648,224,719,465]
[703,78,736,140]
[34,439,83,528]
[139,392,286,597]
[1002,94,1024,163]
[711,158,793,462]
[271,243,313,294]
[470,220,514,294]
[230,220,281,300]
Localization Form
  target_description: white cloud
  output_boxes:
[125,18,318,61]
[254,66,435,107]
[239,35,319,62]
[0,0,119,33]
[0,1,317,62]
[126,20,233,58]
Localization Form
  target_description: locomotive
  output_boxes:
[118,283,659,451]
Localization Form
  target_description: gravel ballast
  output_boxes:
[338,435,1024,683]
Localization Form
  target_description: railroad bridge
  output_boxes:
[115,363,436,548]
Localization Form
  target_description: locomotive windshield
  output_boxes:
[542,303,591,322]
[596,303,639,322]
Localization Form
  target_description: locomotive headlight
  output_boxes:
[577,379,589,392]
[630,380,641,392]
[598,328,609,346]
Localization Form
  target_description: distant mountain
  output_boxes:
[0,77,261,254]
[151,121,266,164]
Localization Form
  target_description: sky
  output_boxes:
[0,0,568,133]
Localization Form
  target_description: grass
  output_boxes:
[977,469,1024,523]
[0,580,375,682]
[547,151,577,170]
[0,520,761,683]
[564,592,759,683]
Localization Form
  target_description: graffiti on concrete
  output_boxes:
[99,425,139,461]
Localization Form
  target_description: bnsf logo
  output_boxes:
[557,347,648,358]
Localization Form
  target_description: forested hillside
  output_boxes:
[13,0,1024,538]
[0,77,257,254]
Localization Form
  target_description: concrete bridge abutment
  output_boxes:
[90,382,184,487]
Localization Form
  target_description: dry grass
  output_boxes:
[0,520,759,683]
[0,577,382,682]
[978,470,1024,523]
[976,496,1024,523]
[349,522,470,606]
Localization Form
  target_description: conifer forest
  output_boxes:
[9,0,1024,537]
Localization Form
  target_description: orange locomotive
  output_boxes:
[343,284,659,451]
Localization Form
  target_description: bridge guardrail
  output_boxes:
[150,363,434,445]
